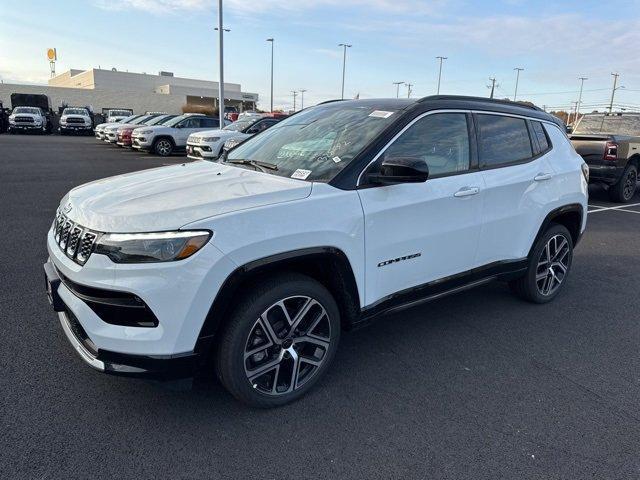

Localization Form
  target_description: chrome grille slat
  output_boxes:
[53,212,99,266]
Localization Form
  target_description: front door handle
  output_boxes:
[453,186,480,197]
[534,173,553,181]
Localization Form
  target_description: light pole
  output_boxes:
[488,77,497,99]
[215,0,228,127]
[436,56,447,94]
[291,90,298,112]
[576,77,587,121]
[266,38,274,112]
[300,89,307,109]
[513,67,524,101]
[406,83,413,98]
[392,81,404,98]
[338,43,352,100]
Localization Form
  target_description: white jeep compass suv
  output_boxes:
[44,96,588,407]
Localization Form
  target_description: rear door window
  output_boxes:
[531,121,550,153]
[476,114,533,168]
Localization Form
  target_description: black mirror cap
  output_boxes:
[368,155,429,185]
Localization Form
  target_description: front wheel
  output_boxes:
[609,164,637,203]
[215,273,341,408]
[153,138,174,156]
[509,224,573,304]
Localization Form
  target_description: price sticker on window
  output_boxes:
[291,169,312,180]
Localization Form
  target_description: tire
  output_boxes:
[153,137,174,156]
[215,273,341,408]
[609,164,637,203]
[509,223,573,304]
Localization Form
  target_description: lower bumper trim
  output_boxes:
[59,310,105,371]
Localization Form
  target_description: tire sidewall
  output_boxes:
[622,165,637,202]
[218,274,341,407]
[525,224,573,303]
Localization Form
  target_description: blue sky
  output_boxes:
[1,0,639,112]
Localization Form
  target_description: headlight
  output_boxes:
[202,137,220,143]
[138,130,153,135]
[225,139,240,148]
[95,230,212,263]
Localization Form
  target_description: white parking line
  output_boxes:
[588,202,640,213]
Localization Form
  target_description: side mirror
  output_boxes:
[368,155,429,185]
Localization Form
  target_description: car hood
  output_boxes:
[11,113,40,119]
[190,129,237,138]
[60,161,312,232]
[134,125,171,135]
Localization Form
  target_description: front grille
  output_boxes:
[15,116,34,123]
[66,117,85,124]
[53,211,100,266]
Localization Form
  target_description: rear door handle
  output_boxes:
[534,173,553,181]
[453,186,480,197]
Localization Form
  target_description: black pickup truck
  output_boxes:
[570,113,640,202]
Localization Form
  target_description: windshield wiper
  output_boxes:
[226,159,278,172]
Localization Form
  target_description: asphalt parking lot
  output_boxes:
[2,134,640,479]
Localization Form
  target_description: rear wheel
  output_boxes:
[153,138,174,156]
[215,273,341,408]
[609,164,637,203]
[509,224,573,304]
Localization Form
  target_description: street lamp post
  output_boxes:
[300,89,307,109]
[338,43,352,100]
[513,67,524,101]
[266,38,274,113]
[436,56,447,94]
[215,0,228,128]
[392,81,404,98]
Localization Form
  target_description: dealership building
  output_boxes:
[0,68,258,114]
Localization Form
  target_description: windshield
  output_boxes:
[14,107,40,114]
[131,115,156,125]
[225,103,401,182]
[146,115,175,126]
[164,115,191,127]
[109,110,131,117]
[574,114,640,136]
[223,119,256,132]
[63,108,88,116]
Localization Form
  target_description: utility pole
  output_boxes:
[568,101,578,125]
[291,90,298,112]
[266,38,274,112]
[576,77,587,120]
[513,67,524,101]
[338,43,352,100]
[299,89,307,109]
[436,56,447,94]
[392,81,404,98]
[216,0,228,127]
[608,72,620,114]
[406,83,413,98]
[488,77,497,99]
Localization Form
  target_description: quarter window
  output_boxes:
[531,121,550,153]
[477,114,533,168]
[201,118,220,128]
[383,113,470,176]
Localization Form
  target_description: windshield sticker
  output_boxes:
[369,110,394,119]
[332,156,342,163]
[291,169,312,180]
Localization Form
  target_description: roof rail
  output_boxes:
[417,95,544,112]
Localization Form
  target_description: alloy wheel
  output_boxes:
[156,140,172,156]
[623,169,637,201]
[536,234,571,296]
[243,296,332,396]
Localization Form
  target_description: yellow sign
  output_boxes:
[47,48,57,61]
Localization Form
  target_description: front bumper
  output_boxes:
[9,123,42,131]
[186,142,220,160]
[45,227,236,376]
[131,137,152,150]
[60,124,92,133]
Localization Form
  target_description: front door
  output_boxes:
[357,111,485,306]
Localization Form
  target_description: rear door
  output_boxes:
[475,113,557,264]
[358,111,486,306]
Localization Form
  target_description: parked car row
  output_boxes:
[94,111,287,159]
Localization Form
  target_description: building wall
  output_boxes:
[0,83,186,115]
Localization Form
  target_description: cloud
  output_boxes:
[93,0,209,13]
